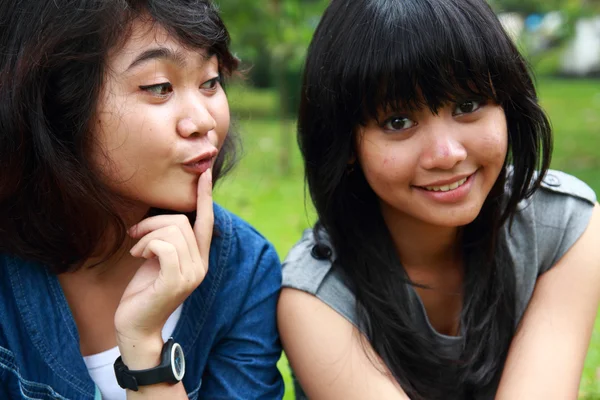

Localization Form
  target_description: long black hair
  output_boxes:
[298,0,552,398]
[0,0,239,273]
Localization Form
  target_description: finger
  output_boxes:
[194,168,214,266]
[141,239,181,287]
[129,215,201,263]
[130,226,193,275]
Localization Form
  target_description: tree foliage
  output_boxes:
[215,0,329,173]
[216,0,328,85]
[490,0,600,17]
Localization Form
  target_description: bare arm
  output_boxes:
[278,288,409,400]
[496,203,600,399]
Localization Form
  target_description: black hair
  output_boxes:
[0,0,239,273]
[298,0,552,398]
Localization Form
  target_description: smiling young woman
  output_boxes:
[278,0,600,399]
[0,1,283,399]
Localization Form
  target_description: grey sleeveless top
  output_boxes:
[282,170,597,398]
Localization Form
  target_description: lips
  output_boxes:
[182,148,218,175]
[413,171,477,204]
[183,148,218,166]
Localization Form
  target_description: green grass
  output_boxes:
[539,79,600,399]
[537,79,600,192]
[215,78,600,399]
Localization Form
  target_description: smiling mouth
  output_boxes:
[420,176,469,192]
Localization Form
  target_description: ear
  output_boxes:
[346,153,357,176]
[348,153,357,165]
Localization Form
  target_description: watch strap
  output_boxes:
[114,338,180,391]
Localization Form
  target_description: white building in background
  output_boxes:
[499,11,600,77]
[498,12,525,43]
[562,17,600,77]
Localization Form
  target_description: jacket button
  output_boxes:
[544,174,560,186]
[311,244,332,260]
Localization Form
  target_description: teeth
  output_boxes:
[424,177,467,192]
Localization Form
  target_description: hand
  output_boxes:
[114,169,213,369]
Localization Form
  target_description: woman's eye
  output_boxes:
[139,82,173,97]
[454,99,483,115]
[382,116,416,131]
[200,77,220,90]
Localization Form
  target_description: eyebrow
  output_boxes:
[125,47,188,71]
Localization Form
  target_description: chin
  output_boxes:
[436,208,483,227]
[435,215,478,228]
[151,197,198,214]
[171,201,198,213]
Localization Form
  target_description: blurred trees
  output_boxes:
[217,0,327,116]
[491,0,600,15]
[217,0,328,173]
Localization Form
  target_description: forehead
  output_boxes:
[108,19,211,73]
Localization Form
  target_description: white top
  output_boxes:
[83,305,183,400]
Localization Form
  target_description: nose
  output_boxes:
[419,125,467,170]
[176,96,216,138]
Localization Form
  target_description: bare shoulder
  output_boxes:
[497,203,600,399]
[277,287,409,400]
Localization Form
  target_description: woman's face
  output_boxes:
[92,19,230,213]
[356,98,508,229]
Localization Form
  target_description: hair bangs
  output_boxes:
[346,0,519,125]
[115,1,239,76]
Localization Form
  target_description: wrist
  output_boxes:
[117,335,164,371]
[114,338,186,394]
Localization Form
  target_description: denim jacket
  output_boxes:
[0,203,284,399]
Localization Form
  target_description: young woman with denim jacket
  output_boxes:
[0,1,283,399]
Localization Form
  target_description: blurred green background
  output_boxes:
[213,0,600,398]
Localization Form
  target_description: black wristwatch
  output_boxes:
[114,338,185,391]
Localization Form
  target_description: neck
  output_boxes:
[57,204,153,356]
[381,206,462,271]
[71,202,151,279]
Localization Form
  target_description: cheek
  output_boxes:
[139,125,177,158]
[213,94,230,148]
[93,109,177,181]
[358,140,411,189]
[481,118,508,160]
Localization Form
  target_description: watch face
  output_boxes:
[171,343,185,381]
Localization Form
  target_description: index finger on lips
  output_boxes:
[194,168,214,266]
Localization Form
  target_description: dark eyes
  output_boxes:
[139,82,173,97]
[139,76,221,98]
[381,99,485,132]
[453,99,483,115]
[382,116,416,131]
[200,76,220,90]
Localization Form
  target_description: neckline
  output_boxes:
[402,253,479,343]
[407,285,463,342]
